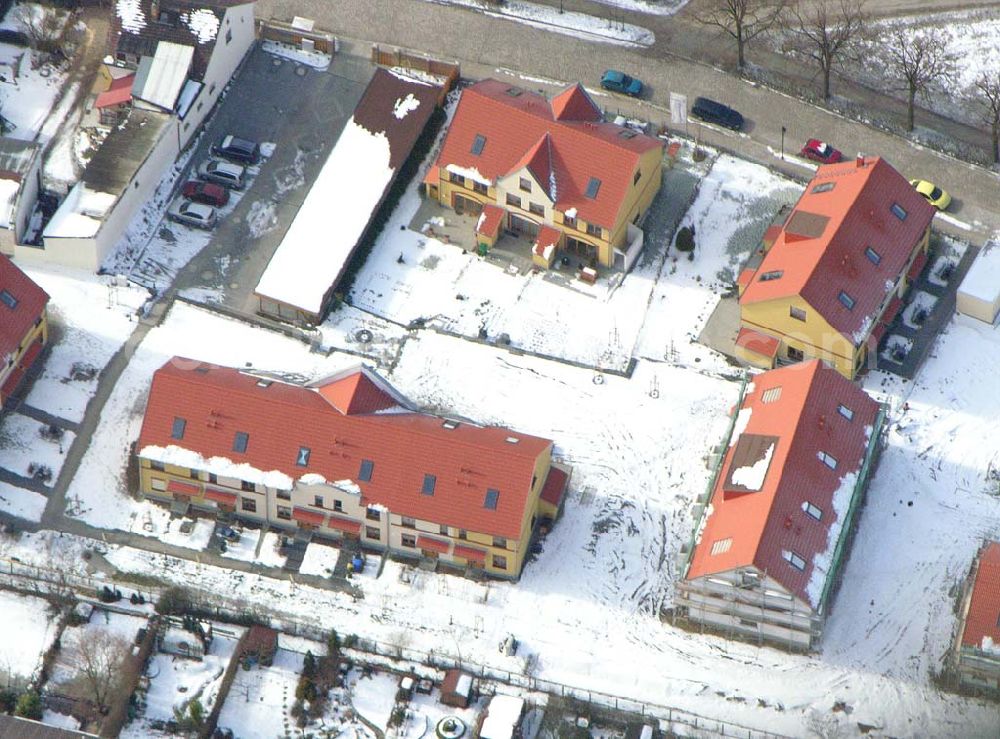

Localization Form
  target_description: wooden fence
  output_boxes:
[371,44,459,104]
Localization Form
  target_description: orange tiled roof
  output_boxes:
[0,254,48,363]
[961,541,1000,650]
[431,79,662,230]
[476,204,505,239]
[95,73,134,108]
[741,157,935,343]
[137,359,553,539]
[735,327,779,358]
[685,360,880,609]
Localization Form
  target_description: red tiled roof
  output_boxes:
[741,157,935,344]
[431,79,662,229]
[454,544,486,561]
[736,267,756,292]
[314,369,402,415]
[293,507,325,526]
[204,488,236,504]
[962,541,1000,649]
[686,360,880,609]
[95,74,134,108]
[550,83,602,122]
[735,327,780,358]
[535,225,561,250]
[417,535,450,553]
[540,466,568,507]
[326,515,362,534]
[167,479,201,497]
[0,255,48,364]
[476,204,505,239]
[138,360,553,539]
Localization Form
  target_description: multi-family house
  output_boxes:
[424,79,663,272]
[951,540,1000,696]
[136,359,571,578]
[735,156,936,379]
[0,254,48,408]
[675,360,886,650]
[40,0,256,271]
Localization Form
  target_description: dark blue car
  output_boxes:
[600,70,643,97]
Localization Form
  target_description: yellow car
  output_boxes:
[910,179,952,211]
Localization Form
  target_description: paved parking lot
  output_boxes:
[174,44,374,315]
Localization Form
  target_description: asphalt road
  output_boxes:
[256,0,1000,242]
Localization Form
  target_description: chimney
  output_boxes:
[855,153,865,168]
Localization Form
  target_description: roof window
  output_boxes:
[505,436,519,444]
[811,182,835,194]
[442,420,459,430]
[256,378,273,388]
[710,538,732,556]
[585,177,601,199]
[838,291,855,310]
[484,488,500,510]
[359,459,374,482]
[802,501,823,521]
[837,404,854,421]
[818,451,838,470]
[782,550,806,571]
[0,289,17,309]
[891,203,907,221]
[233,431,249,454]
[505,86,523,97]
[421,474,436,495]
[471,134,486,155]
[171,417,186,440]
[865,246,881,265]
[296,446,311,467]
[761,387,782,404]
[759,270,783,282]
[618,129,637,139]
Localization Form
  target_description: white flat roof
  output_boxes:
[43,183,117,239]
[254,117,394,314]
[959,244,1000,305]
[480,695,524,739]
[133,40,193,111]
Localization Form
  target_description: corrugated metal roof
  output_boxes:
[132,40,193,111]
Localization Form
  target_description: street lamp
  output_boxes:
[780,126,786,161]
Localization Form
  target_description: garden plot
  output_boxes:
[399,687,484,739]
[49,610,148,694]
[217,648,304,738]
[123,627,243,736]
[64,301,357,538]
[22,264,149,424]
[903,291,939,329]
[881,334,914,364]
[319,304,410,370]
[0,591,58,684]
[348,668,398,731]
[0,480,47,522]
[635,154,803,367]
[0,413,74,486]
[220,528,287,569]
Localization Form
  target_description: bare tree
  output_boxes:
[783,0,868,100]
[692,0,788,69]
[876,26,958,132]
[969,71,1000,164]
[12,4,68,58]
[71,631,130,713]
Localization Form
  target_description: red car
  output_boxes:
[181,180,230,207]
[800,139,843,164]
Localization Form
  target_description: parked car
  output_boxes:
[910,179,952,210]
[167,198,217,229]
[690,97,744,131]
[182,180,230,207]
[800,139,843,164]
[600,70,643,97]
[197,159,246,190]
[211,134,260,165]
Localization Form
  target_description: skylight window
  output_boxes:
[837,404,854,421]
[442,420,459,430]
[761,387,782,404]
[0,290,17,310]
[296,446,311,467]
[811,182,835,194]
[838,291,855,310]
[471,134,486,155]
[865,246,881,265]
[359,459,374,482]
[256,379,273,388]
[421,474,436,495]
[505,86,523,97]
[233,431,249,454]
[585,177,601,199]
[171,417,186,440]
[890,203,907,221]
[484,488,500,510]
[505,436,519,444]
[818,451,838,470]
[710,538,733,556]
[759,270,783,282]
[802,501,823,521]
[783,550,806,571]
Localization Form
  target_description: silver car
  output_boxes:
[168,198,217,229]
[197,158,246,190]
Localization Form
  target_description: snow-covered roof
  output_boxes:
[0,178,20,230]
[131,40,193,111]
[958,243,1000,305]
[480,695,524,739]
[43,184,117,239]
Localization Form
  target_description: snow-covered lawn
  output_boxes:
[123,627,243,735]
[49,610,147,688]
[300,540,340,577]
[0,412,74,485]
[217,648,304,738]
[221,529,287,569]
[586,0,689,15]
[0,24,68,141]
[0,479,48,522]
[22,264,149,424]
[64,301,357,538]
[0,590,58,682]
[903,290,939,329]
[349,668,398,731]
[423,0,654,46]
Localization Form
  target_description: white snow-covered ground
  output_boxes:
[0,590,58,681]
[424,0,654,46]
[586,0,689,15]
[0,413,74,485]
[0,34,67,141]
[221,529,287,569]
[349,668,398,731]
[22,264,149,424]
[217,647,304,738]
[0,480,47,522]
[300,540,340,577]
[49,609,147,687]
